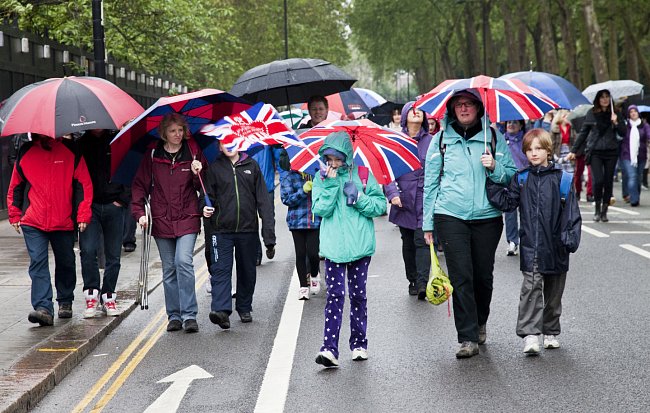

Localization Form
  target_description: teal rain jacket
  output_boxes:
[422,114,517,232]
[312,132,387,263]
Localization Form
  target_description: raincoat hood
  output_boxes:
[445,89,485,123]
[318,131,354,168]
[400,101,429,133]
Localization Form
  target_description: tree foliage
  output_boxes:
[348,0,650,95]
[0,0,350,90]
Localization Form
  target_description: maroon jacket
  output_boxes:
[131,139,206,239]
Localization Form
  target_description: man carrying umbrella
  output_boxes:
[7,134,93,326]
[77,129,132,318]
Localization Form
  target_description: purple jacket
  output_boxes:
[620,121,650,163]
[384,102,431,230]
[504,131,528,169]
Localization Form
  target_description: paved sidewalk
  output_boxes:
[0,219,204,413]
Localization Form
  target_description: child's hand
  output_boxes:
[203,206,214,218]
[343,181,358,205]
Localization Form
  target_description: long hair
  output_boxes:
[592,89,611,113]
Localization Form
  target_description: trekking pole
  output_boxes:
[138,199,152,310]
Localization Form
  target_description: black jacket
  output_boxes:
[486,163,582,274]
[78,131,131,206]
[571,109,627,156]
[202,153,275,246]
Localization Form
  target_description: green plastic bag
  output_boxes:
[426,243,453,305]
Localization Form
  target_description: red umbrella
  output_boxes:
[301,89,371,117]
[0,76,144,138]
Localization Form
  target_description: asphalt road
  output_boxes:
[32,196,650,413]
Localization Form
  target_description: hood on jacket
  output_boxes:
[444,89,485,124]
[400,101,429,133]
[318,131,354,168]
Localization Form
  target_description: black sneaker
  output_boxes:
[123,243,136,252]
[28,308,54,326]
[58,302,73,319]
[408,282,417,296]
[183,319,199,333]
[239,312,253,323]
[417,286,426,300]
[209,311,230,329]
[166,319,182,332]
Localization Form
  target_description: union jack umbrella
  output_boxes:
[285,119,421,185]
[200,102,301,153]
[414,75,559,123]
[110,89,251,184]
[300,89,371,118]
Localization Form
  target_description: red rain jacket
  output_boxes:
[131,139,206,239]
[8,138,93,231]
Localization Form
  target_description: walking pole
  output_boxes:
[138,199,152,310]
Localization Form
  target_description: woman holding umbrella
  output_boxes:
[131,113,206,333]
[422,89,517,358]
[568,89,627,222]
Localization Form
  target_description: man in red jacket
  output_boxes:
[7,134,93,326]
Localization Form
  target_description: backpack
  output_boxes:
[518,169,573,203]
[439,127,497,176]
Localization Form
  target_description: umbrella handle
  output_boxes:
[197,173,212,208]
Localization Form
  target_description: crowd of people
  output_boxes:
[6,84,648,365]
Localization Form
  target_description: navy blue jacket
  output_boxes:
[280,171,322,230]
[486,163,582,274]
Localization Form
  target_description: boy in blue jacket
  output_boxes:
[486,129,582,355]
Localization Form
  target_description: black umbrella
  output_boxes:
[367,101,404,126]
[229,58,357,106]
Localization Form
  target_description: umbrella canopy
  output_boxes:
[499,71,590,109]
[415,75,559,122]
[637,105,650,113]
[566,104,593,121]
[229,58,356,106]
[300,89,371,117]
[200,102,300,153]
[368,101,405,126]
[279,108,309,129]
[353,87,387,108]
[285,119,421,185]
[110,88,251,184]
[0,76,144,138]
[582,80,644,101]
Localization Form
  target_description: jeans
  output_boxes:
[210,232,258,315]
[79,202,125,294]
[155,233,198,322]
[22,225,76,315]
[620,159,644,205]
[504,210,519,245]
[398,227,431,289]
[122,204,137,247]
[434,214,502,343]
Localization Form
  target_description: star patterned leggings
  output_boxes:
[320,256,371,359]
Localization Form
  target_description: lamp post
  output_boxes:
[283,0,289,59]
[92,0,106,78]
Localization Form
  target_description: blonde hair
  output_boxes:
[522,128,553,160]
[158,113,189,142]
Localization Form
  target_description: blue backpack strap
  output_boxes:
[518,170,529,187]
[559,171,573,203]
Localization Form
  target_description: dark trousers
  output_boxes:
[22,225,76,315]
[203,217,217,273]
[79,202,124,294]
[122,203,137,247]
[590,153,618,205]
[435,214,502,343]
[291,229,320,287]
[398,227,431,289]
[210,232,258,315]
[256,191,276,261]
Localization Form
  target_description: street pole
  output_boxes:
[92,0,106,78]
[482,0,487,74]
[283,0,289,59]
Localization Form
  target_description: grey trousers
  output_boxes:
[516,265,567,337]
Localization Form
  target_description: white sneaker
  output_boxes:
[310,276,321,295]
[205,281,212,295]
[101,293,119,317]
[352,348,368,361]
[507,242,518,256]
[523,335,540,355]
[83,289,99,318]
[543,335,560,349]
[315,350,339,368]
[298,287,310,300]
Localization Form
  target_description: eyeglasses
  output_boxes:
[454,101,475,109]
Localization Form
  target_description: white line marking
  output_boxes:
[608,206,640,216]
[254,271,304,413]
[611,231,650,234]
[643,244,650,247]
[620,244,650,260]
[581,225,609,238]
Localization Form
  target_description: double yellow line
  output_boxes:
[72,265,209,413]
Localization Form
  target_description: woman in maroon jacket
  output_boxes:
[131,113,206,334]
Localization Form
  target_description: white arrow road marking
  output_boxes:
[255,270,304,413]
[581,225,609,238]
[611,231,650,234]
[620,244,650,260]
[608,206,640,215]
[143,365,213,413]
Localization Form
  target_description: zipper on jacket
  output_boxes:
[533,170,540,260]
[232,163,240,231]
